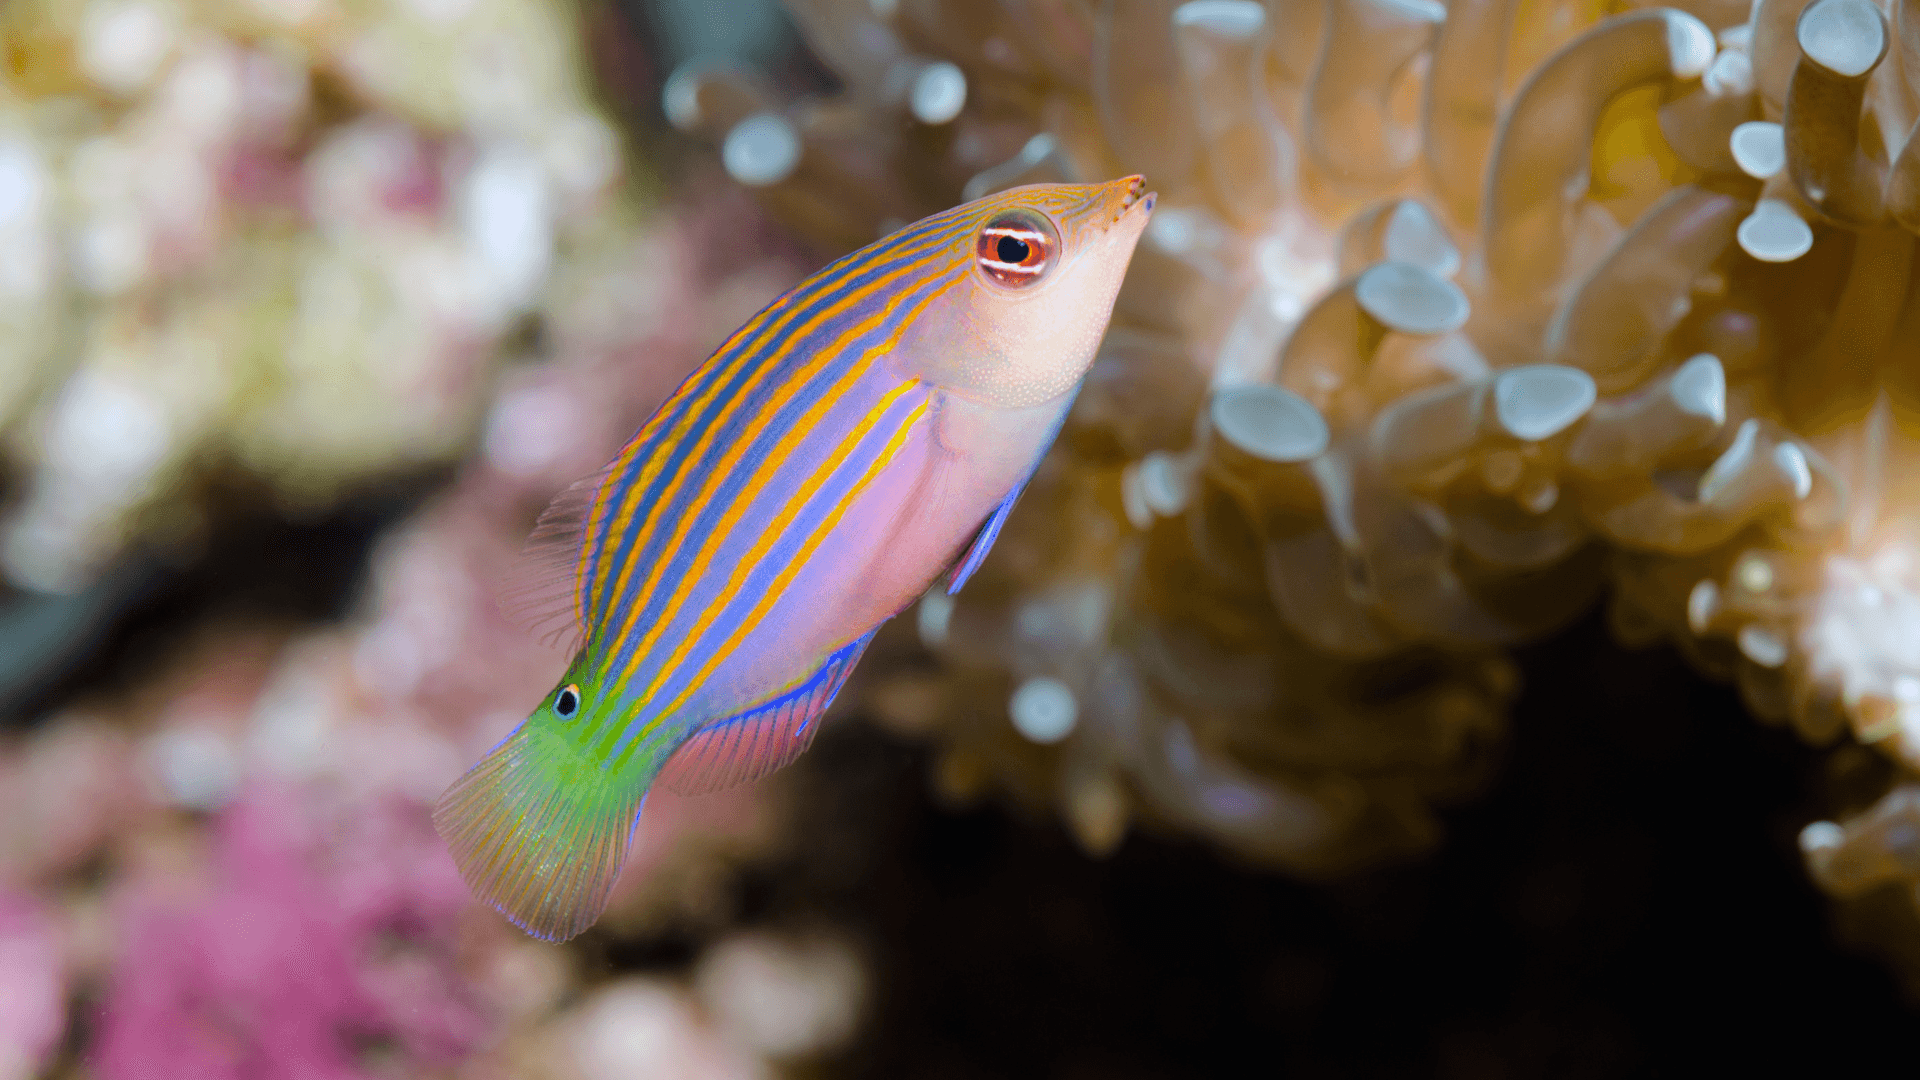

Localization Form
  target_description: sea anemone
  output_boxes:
[671,0,1920,939]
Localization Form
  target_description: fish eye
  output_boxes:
[553,684,581,719]
[975,209,1057,288]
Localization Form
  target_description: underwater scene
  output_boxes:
[2,0,1920,1075]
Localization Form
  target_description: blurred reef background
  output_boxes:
[3,0,1920,1076]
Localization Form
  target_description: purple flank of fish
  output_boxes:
[434,177,1155,941]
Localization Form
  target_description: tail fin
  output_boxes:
[433,726,645,942]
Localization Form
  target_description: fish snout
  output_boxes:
[1106,174,1156,230]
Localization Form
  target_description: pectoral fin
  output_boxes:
[942,392,1076,595]
[946,480,1025,594]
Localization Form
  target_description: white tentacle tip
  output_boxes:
[910,62,967,125]
[1703,49,1754,97]
[1173,0,1266,36]
[1772,441,1813,499]
[1373,0,1445,25]
[1669,354,1727,425]
[1738,200,1814,263]
[1797,0,1887,78]
[1492,365,1597,442]
[1729,121,1784,179]
[1737,624,1789,668]
[1666,13,1718,79]
[661,63,706,131]
[1355,262,1469,335]
[1010,677,1078,744]
[1382,201,1460,278]
[1698,418,1758,503]
[1687,579,1719,634]
[722,113,800,187]
[1211,385,1330,463]
[1799,820,1844,855]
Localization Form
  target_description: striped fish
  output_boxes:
[435,177,1154,941]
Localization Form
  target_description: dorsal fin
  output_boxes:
[496,463,618,654]
[658,630,876,796]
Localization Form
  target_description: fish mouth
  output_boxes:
[1110,174,1156,226]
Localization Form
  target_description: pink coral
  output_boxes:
[93,786,485,1080]
[0,892,64,1080]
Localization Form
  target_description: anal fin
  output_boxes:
[658,629,877,796]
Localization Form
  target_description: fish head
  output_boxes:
[896,176,1154,409]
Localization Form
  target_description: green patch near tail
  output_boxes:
[433,723,647,942]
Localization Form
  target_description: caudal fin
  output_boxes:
[432,727,645,942]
